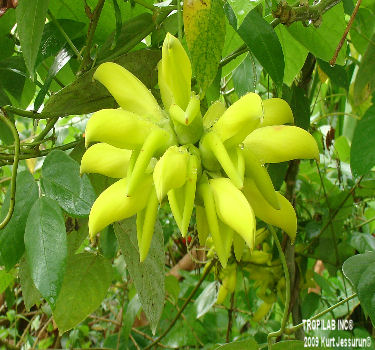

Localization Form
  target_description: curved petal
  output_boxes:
[85,109,158,149]
[244,125,319,163]
[89,175,153,239]
[213,92,262,147]
[93,62,163,121]
[81,143,131,178]
[243,178,297,241]
[209,177,256,250]
[260,98,294,127]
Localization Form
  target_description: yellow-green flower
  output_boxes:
[81,33,319,265]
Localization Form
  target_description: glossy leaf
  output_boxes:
[42,49,161,117]
[53,252,113,333]
[286,4,346,65]
[0,171,39,270]
[19,256,42,311]
[343,252,375,325]
[41,150,96,217]
[24,197,67,307]
[195,281,219,318]
[237,8,284,86]
[114,217,165,334]
[350,105,375,177]
[34,48,73,111]
[36,19,85,67]
[275,25,308,87]
[183,0,226,94]
[15,0,49,75]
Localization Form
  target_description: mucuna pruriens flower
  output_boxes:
[80,32,319,265]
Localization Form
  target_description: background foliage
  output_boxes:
[0,0,375,348]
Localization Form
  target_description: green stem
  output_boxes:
[29,117,59,147]
[2,106,57,120]
[47,10,83,60]
[143,259,216,350]
[177,0,183,40]
[0,140,81,162]
[284,293,357,335]
[79,0,106,73]
[267,225,291,349]
[0,113,20,230]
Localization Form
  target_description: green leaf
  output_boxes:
[0,56,30,103]
[121,294,141,345]
[0,117,13,143]
[34,48,73,111]
[0,9,15,60]
[24,197,67,307]
[0,269,14,294]
[100,225,118,259]
[19,256,42,311]
[16,0,49,75]
[350,8,375,55]
[67,218,89,256]
[165,275,180,304]
[42,49,161,117]
[0,171,39,270]
[350,232,375,253]
[350,105,375,177]
[353,34,375,105]
[286,4,346,65]
[233,54,257,97]
[343,252,375,325]
[225,0,261,28]
[183,0,226,94]
[275,25,308,87]
[214,338,258,349]
[317,59,349,89]
[237,8,284,86]
[290,85,310,130]
[41,150,96,217]
[195,281,219,318]
[114,217,165,333]
[272,340,323,349]
[97,13,153,60]
[36,19,85,67]
[53,252,113,333]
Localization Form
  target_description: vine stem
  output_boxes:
[0,140,81,162]
[330,0,362,66]
[284,293,357,335]
[143,259,216,350]
[79,0,106,73]
[267,225,291,349]
[0,113,20,230]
